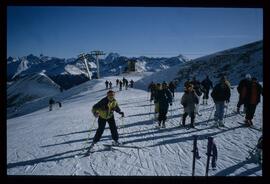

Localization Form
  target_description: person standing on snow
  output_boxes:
[130,80,134,88]
[109,81,112,89]
[181,84,199,128]
[236,74,252,113]
[116,79,119,86]
[190,76,204,116]
[122,77,126,87]
[49,98,55,111]
[168,81,176,98]
[105,80,109,89]
[119,80,123,91]
[155,82,172,128]
[211,76,231,127]
[148,81,156,100]
[243,77,263,126]
[87,90,125,152]
[201,75,213,105]
[184,78,191,89]
[125,80,129,90]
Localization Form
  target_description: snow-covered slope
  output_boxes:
[7,72,61,110]
[7,74,262,176]
[135,40,262,91]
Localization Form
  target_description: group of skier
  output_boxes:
[86,74,262,156]
[105,80,113,89]
[147,74,262,129]
[115,77,134,91]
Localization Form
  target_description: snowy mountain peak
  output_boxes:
[104,52,120,63]
[176,54,190,62]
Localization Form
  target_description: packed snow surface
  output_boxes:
[7,73,262,176]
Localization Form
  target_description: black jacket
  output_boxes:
[155,89,172,109]
[190,80,203,96]
[211,83,231,102]
[201,78,213,91]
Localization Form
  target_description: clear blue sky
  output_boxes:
[7,7,263,59]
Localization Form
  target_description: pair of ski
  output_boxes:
[82,143,143,157]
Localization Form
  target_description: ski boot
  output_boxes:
[181,116,186,127]
[244,119,252,127]
[85,142,95,155]
[156,121,161,128]
[162,121,166,128]
[218,120,225,127]
[112,140,122,146]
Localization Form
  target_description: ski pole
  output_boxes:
[149,100,152,121]
[205,136,213,176]
[205,105,215,126]
[119,116,125,133]
[224,102,229,125]
[192,135,198,176]
[82,117,97,150]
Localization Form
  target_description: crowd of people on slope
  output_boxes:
[147,74,262,129]
[85,73,262,155]
[105,77,134,91]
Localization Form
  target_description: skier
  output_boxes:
[236,74,252,113]
[109,81,112,89]
[148,81,156,100]
[184,78,191,89]
[119,80,123,91]
[125,80,129,90]
[211,76,231,127]
[181,84,199,128]
[130,80,134,88]
[49,98,55,111]
[122,77,126,87]
[190,76,204,115]
[56,101,62,108]
[87,90,125,152]
[105,80,109,89]
[201,75,213,105]
[168,81,176,98]
[155,82,172,128]
[243,77,263,126]
[116,79,119,86]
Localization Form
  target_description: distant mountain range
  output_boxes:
[7,52,189,108]
[7,53,189,88]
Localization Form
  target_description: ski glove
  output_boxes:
[119,112,125,117]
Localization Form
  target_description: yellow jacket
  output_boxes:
[92,97,121,119]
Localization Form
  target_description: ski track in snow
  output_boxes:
[7,75,262,176]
